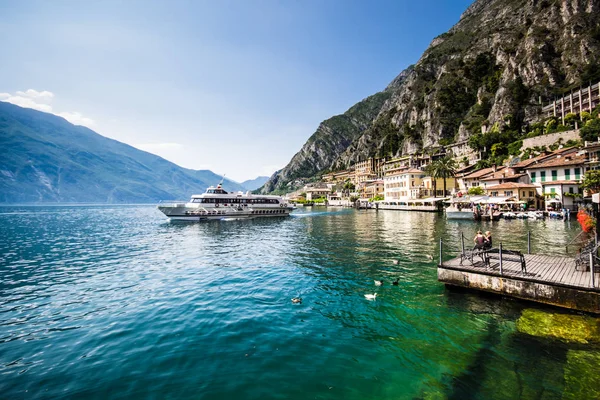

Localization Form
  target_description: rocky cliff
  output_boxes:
[262,0,600,193]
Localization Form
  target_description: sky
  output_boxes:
[0,0,472,182]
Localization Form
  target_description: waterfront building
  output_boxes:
[383,168,426,200]
[522,151,586,211]
[305,185,331,201]
[483,182,538,204]
[479,168,530,188]
[460,166,505,191]
[422,176,458,197]
[357,179,384,200]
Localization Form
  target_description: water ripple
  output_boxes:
[0,205,596,399]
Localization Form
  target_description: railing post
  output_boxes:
[499,242,503,275]
[439,238,443,266]
[527,231,531,254]
[461,232,465,256]
[590,252,595,288]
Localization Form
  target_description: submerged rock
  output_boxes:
[516,309,600,344]
[562,350,600,400]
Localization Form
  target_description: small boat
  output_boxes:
[157,184,294,221]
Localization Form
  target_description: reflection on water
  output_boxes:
[0,205,597,399]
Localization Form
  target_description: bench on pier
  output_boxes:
[575,240,600,272]
[459,246,489,266]
[484,248,527,274]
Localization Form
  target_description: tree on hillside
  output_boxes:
[580,119,600,143]
[581,170,600,193]
[432,156,458,197]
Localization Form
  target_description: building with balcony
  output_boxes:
[383,168,426,200]
[541,81,600,123]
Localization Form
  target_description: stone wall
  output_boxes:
[521,130,580,150]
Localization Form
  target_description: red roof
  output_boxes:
[524,153,586,169]
[463,166,505,179]
[485,182,538,190]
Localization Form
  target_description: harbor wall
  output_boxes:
[438,267,600,314]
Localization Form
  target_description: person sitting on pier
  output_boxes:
[484,231,493,249]
[473,231,486,250]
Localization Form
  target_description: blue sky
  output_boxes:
[0,0,472,182]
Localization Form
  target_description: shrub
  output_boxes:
[580,119,600,142]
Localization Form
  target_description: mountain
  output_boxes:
[240,176,270,191]
[262,0,600,193]
[0,102,245,203]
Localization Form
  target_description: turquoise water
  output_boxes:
[0,205,598,399]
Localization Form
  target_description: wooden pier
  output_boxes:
[438,241,600,314]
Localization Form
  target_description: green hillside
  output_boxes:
[0,102,245,203]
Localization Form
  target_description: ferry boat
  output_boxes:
[157,184,294,221]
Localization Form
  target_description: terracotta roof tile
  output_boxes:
[524,153,586,169]
[463,166,505,179]
[485,182,538,190]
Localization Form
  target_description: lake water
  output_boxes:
[1,205,598,399]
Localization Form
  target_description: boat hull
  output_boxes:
[377,204,439,212]
[446,211,475,220]
[157,205,293,221]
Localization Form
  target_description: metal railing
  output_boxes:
[440,231,598,288]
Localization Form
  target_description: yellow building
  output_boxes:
[358,179,384,199]
[422,176,458,197]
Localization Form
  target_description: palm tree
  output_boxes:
[433,156,457,197]
[424,163,438,197]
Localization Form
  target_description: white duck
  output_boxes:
[364,293,378,301]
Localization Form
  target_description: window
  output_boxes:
[564,169,570,180]
[529,191,534,197]
[530,172,536,182]
[550,188,556,194]
[491,191,498,196]
[569,187,574,194]
[540,171,546,182]
[575,168,581,180]
[551,170,557,181]
[504,191,513,196]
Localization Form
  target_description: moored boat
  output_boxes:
[374,197,446,212]
[157,184,294,221]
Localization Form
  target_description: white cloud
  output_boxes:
[56,111,96,127]
[0,89,95,128]
[16,89,54,100]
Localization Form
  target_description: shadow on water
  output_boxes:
[442,319,502,400]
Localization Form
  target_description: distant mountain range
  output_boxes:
[239,176,269,191]
[0,101,248,203]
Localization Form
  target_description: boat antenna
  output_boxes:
[219,174,226,186]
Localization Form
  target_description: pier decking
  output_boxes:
[439,251,600,314]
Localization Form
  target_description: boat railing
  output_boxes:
[157,200,189,207]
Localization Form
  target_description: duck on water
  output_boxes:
[157,184,295,221]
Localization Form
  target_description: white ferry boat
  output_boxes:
[157,184,294,221]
